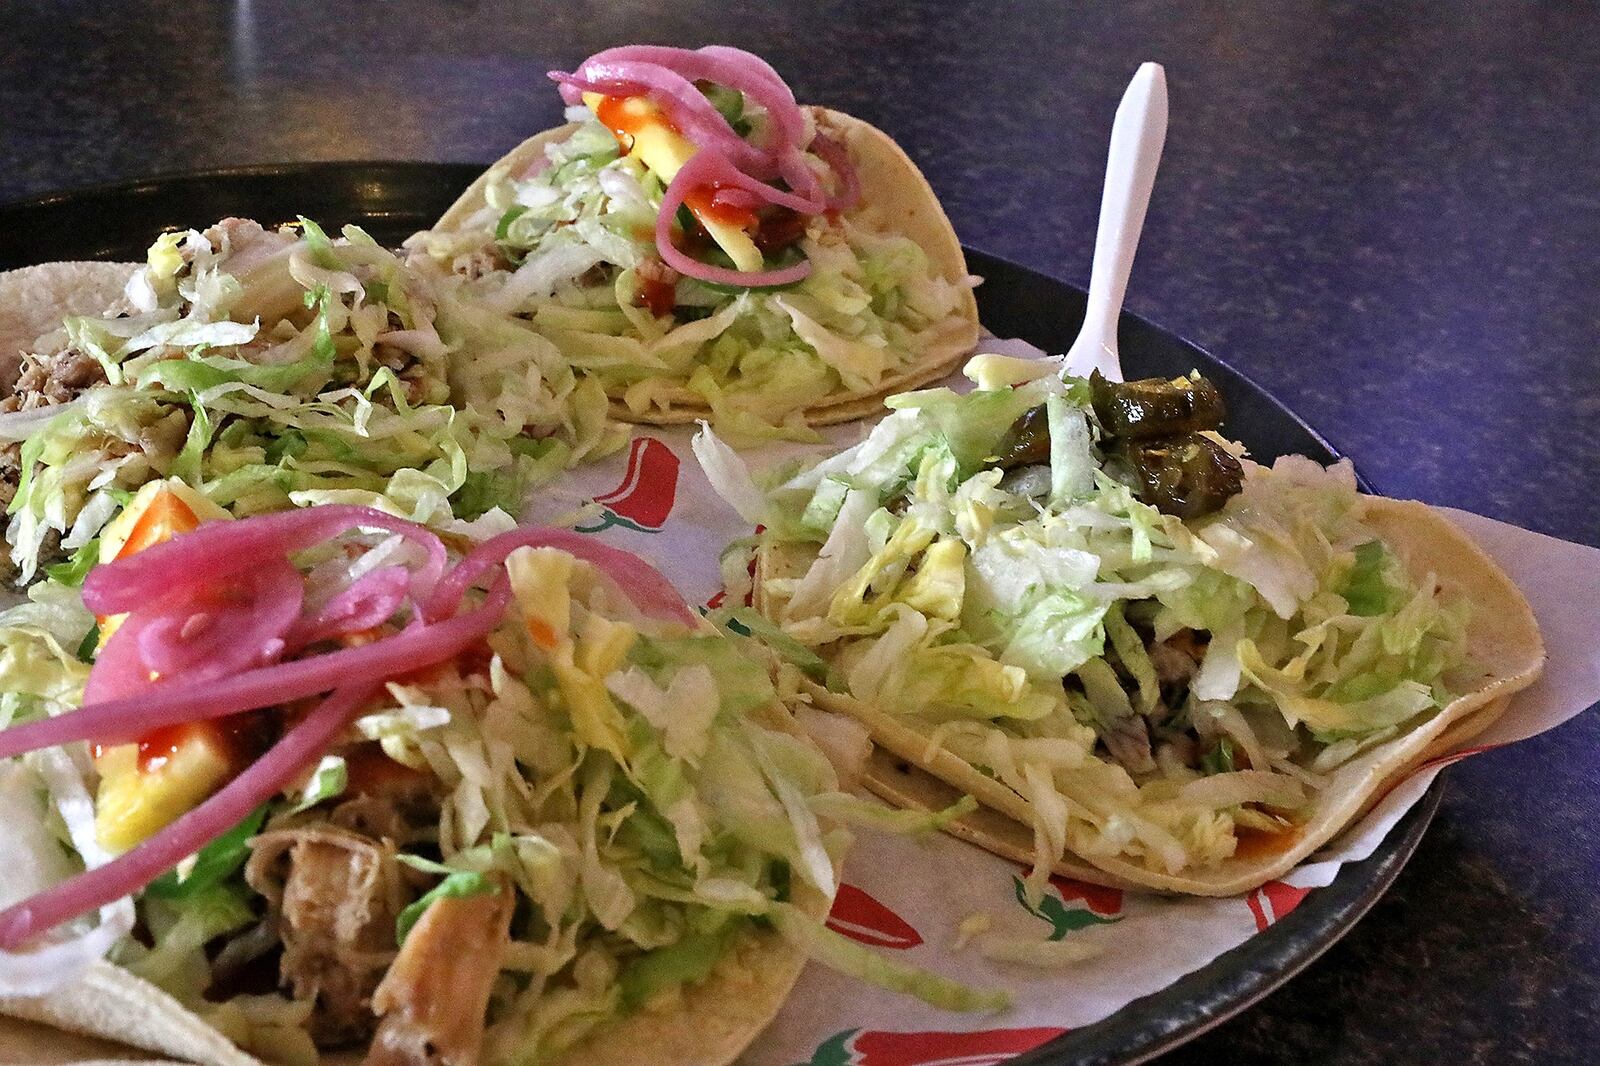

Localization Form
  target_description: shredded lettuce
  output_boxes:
[808,792,978,834]
[43,538,99,588]
[712,606,830,684]
[771,904,1010,1011]
[286,755,347,814]
[0,582,93,728]
[123,882,256,1001]
[395,869,498,944]
[145,805,269,901]
[7,218,625,583]
[1344,540,1401,616]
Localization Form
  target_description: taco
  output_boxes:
[0,261,139,393]
[0,218,627,586]
[2,260,139,537]
[0,501,1001,1065]
[700,353,1545,897]
[409,45,980,442]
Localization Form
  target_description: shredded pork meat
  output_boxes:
[0,347,109,514]
[1090,628,1219,776]
[0,443,20,514]
[1149,632,1203,688]
[1101,713,1157,774]
[245,826,407,1046]
[366,884,514,1066]
[0,347,106,414]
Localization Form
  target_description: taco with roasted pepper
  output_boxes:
[699,353,1545,898]
[410,45,981,442]
[0,502,1003,1066]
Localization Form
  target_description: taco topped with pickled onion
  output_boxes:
[0,502,1003,1066]
[698,354,1545,898]
[410,45,980,442]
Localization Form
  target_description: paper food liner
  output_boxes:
[520,339,1600,1066]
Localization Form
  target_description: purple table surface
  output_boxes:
[2,2,1595,1062]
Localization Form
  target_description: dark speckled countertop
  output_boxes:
[2,1,1596,1062]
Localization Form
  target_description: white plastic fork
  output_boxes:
[1062,62,1169,383]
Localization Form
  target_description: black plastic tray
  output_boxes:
[0,162,1440,1065]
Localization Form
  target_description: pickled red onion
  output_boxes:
[84,561,303,705]
[0,580,511,758]
[548,46,861,286]
[777,148,826,209]
[552,67,770,175]
[0,506,703,947]
[0,683,374,951]
[76,612,153,706]
[708,186,764,215]
[563,45,809,153]
[134,558,303,681]
[669,147,826,217]
[657,154,814,287]
[285,565,411,649]
[425,527,697,628]
[695,45,793,95]
[82,505,444,618]
[809,133,861,213]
